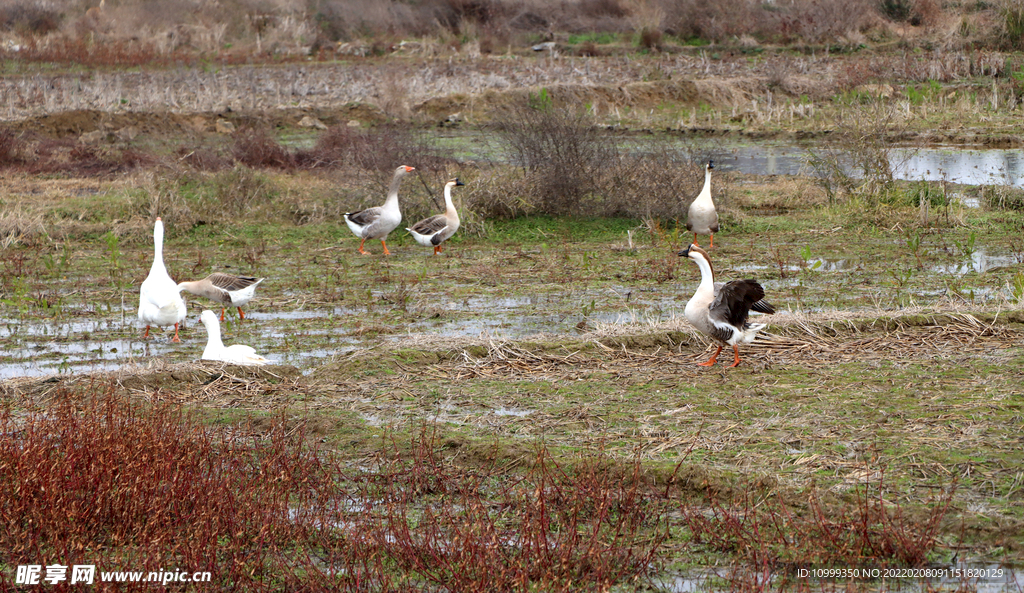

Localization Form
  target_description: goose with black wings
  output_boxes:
[678,244,775,368]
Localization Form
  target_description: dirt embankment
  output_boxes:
[3,52,1021,145]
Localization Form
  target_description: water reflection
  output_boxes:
[714,144,1024,188]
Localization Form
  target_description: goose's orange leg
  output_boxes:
[710,234,714,248]
[698,345,722,367]
[238,307,245,320]
[433,245,442,255]
[143,325,151,339]
[358,238,369,255]
[381,240,391,256]
[171,322,182,343]
[220,308,226,321]
[727,345,742,368]
[693,233,700,247]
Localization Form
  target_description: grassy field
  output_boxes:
[3,5,1024,584]
[1,158,1023,589]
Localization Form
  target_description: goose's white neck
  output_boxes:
[152,221,167,272]
[443,183,458,219]
[691,251,716,294]
[202,316,225,358]
[384,170,407,210]
[696,168,713,203]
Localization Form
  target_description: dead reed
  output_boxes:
[681,471,957,570]
[0,384,666,591]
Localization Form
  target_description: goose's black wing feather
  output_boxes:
[709,279,768,328]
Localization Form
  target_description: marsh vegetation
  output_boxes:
[2,0,1024,589]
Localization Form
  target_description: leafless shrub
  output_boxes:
[493,96,616,216]
[0,128,26,165]
[463,166,540,219]
[232,127,296,169]
[661,0,874,43]
[177,146,232,172]
[600,139,712,220]
[301,124,452,173]
[912,0,944,28]
[0,4,61,35]
[806,99,913,206]
[625,0,666,48]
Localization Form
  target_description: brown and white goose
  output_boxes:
[178,273,264,321]
[686,161,719,248]
[344,165,415,255]
[407,177,464,254]
[678,244,774,368]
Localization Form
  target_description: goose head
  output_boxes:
[678,243,711,260]
[396,165,416,175]
[447,177,465,188]
[706,160,714,171]
[200,309,220,331]
[678,243,715,277]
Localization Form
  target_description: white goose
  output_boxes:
[678,244,775,368]
[344,165,415,255]
[178,273,264,321]
[138,217,187,342]
[407,177,464,255]
[686,161,719,248]
[200,309,271,366]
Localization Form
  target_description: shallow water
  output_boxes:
[445,129,1024,188]
[717,143,1024,188]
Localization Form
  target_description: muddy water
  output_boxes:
[0,285,687,379]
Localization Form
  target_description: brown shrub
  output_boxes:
[493,99,616,216]
[0,4,62,35]
[300,124,452,173]
[231,127,296,169]
[487,102,717,220]
[0,389,664,592]
[639,26,663,49]
[177,146,232,172]
[0,128,25,165]
[912,0,944,27]
[661,0,873,44]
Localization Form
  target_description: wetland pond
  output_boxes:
[2,138,1023,379]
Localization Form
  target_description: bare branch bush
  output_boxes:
[806,99,916,208]
[599,137,712,220]
[493,96,616,216]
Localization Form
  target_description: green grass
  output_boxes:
[3,167,1024,575]
[567,31,622,46]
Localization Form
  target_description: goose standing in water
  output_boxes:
[199,310,271,365]
[407,177,464,254]
[178,273,264,321]
[138,217,187,342]
[344,165,415,255]
[678,244,774,368]
[687,161,719,248]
